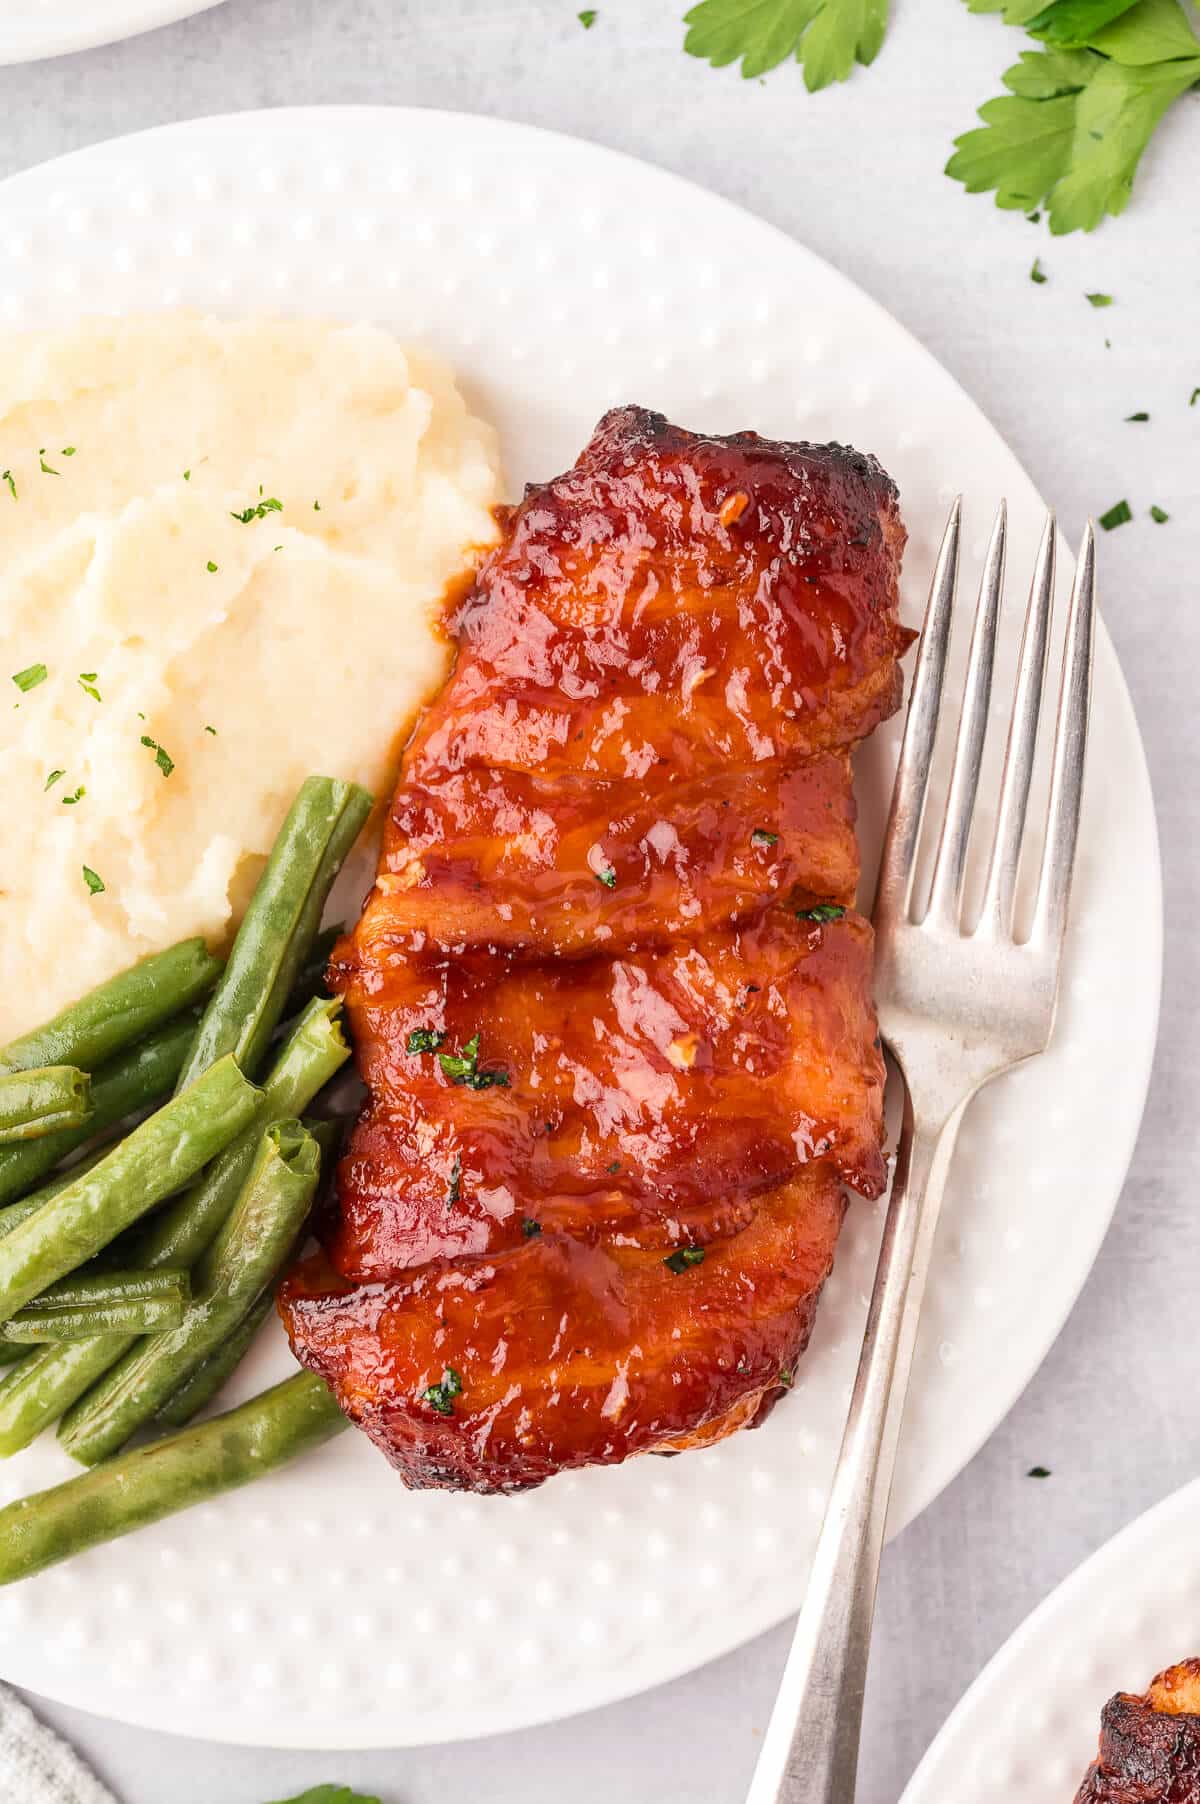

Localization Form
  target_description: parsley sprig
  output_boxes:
[423,1368,463,1416]
[684,0,890,90]
[438,1033,511,1091]
[948,1,1200,234]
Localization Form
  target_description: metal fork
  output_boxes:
[745,500,1097,1804]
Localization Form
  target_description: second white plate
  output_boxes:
[0,0,224,66]
[0,109,1162,1748]
[903,1478,1200,1801]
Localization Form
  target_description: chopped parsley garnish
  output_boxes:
[61,785,86,805]
[446,1154,462,1208]
[61,447,76,457]
[1027,1465,1051,1479]
[796,903,845,923]
[607,1160,621,1174]
[231,496,283,524]
[521,1217,542,1237]
[207,560,219,573]
[1029,258,1047,285]
[1099,499,1132,531]
[2,470,16,500]
[77,672,102,702]
[313,500,321,511]
[1191,388,1199,408]
[664,1246,705,1274]
[423,1367,462,1416]
[140,735,175,778]
[183,469,191,481]
[578,6,597,22]
[438,1032,511,1091]
[44,769,65,792]
[596,864,617,889]
[1085,293,1112,308]
[1150,505,1169,524]
[778,1366,795,1389]
[751,828,778,846]
[204,724,217,735]
[407,1028,447,1055]
[38,450,59,475]
[82,865,105,896]
[1125,412,1149,423]
[11,664,47,693]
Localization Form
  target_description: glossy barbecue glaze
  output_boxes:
[1074,1661,1200,1804]
[278,406,908,1493]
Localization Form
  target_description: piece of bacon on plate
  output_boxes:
[278,405,908,1494]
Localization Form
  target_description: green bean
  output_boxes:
[0,1341,127,1457]
[0,1372,346,1583]
[277,923,345,1024]
[60,1122,320,1465]
[0,1069,92,1144]
[0,938,221,1077]
[0,1014,196,1211]
[156,1291,273,1428]
[0,1271,190,1342]
[0,1146,115,1242]
[0,1005,347,1455]
[0,1345,30,1368]
[131,999,348,1273]
[174,778,371,1093]
[0,1055,259,1326]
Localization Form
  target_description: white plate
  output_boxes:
[902,1478,1200,1801]
[0,109,1161,1749]
[0,0,224,66]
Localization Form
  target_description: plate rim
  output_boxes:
[0,0,225,68]
[0,105,1165,1748]
[900,1475,1200,1802]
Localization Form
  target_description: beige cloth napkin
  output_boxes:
[0,1685,119,1804]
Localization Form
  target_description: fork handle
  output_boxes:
[746,1088,966,1804]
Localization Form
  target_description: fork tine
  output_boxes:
[924,502,1007,928]
[873,498,961,922]
[1033,521,1096,952]
[978,511,1056,935]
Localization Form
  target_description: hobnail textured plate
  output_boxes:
[0,109,1161,1749]
[0,0,224,66]
[903,1478,1200,1802]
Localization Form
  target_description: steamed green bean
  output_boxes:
[0,1068,92,1144]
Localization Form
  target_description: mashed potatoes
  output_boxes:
[0,316,502,1044]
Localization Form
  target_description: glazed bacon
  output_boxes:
[278,406,908,1493]
[1074,1661,1200,1803]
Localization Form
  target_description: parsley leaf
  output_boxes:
[1099,498,1132,528]
[263,1788,382,1804]
[683,0,889,91]
[664,1246,706,1273]
[2,470,16,500]
[522,1217,543,1237]
[77,672,101,702]
[231,496,283,523]
[1030,255,1048,281]
[207,560,219,573]
[947,19,1200,235]
[778,1364,795,1387]
[11,664,47,693]
[61,785,86,805]
[1191,386,1199,406]
[38,450,59,476]
[751,828,779,845]
[44,768,65,791]
[82,865,105,895]
[407,1028,447,1055]
[140,735,175,778]
[1027,1464,1052,1477]
[438,1032,511,1091]
[1085,290,1113,305]
[579,6,598,21]
[1150,503,1169,522]
[423,1368,463,1416]
[1125,410,1149,420]
[796,902,846,922]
